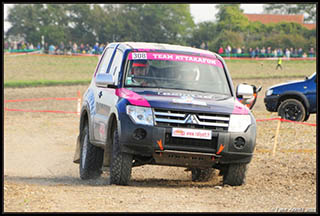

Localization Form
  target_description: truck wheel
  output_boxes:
[278,99,306,122]
[110,128,133,185]
[304,113,310,121]
[223,163,247,186]
[191,168,214,182]
[79,124,104,180]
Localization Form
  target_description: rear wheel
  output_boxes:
[222,163,247,186]
[110,128,133,185]
[79,124,104,179]
[278,98,306,122]
[191,168,214,182]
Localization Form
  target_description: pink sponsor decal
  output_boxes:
[115,88,150,107]
[232,99,249,114]
[128,52,223,68]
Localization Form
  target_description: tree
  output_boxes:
[113,4,195,44]
[210,29,244,52]
[215,4,249,32]
[66,4,97,45]
[263,4,316,23]
[188,21,217,48]
[6,4,42,44]
[6,4,70,45]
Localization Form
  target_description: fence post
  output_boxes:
[272,118,281,156]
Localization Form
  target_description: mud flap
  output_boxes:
[73,134,81,164]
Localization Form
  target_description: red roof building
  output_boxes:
[244,13,316,30]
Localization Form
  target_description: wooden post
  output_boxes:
[272,119,281,156]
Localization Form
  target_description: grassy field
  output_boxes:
[4,54,316,87]
[225,59,316,79]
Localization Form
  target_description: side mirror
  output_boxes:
[236,84,256,110]
[236,84,262,109]
[236,83,254,98]
[95,73,116,88]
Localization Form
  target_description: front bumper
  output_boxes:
[264,95,280,112]
[118,113,256,166]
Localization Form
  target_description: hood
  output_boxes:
[117,87,249,114]
[269,79,308,92]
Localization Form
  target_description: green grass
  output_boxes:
[4,55,97,84]
[4,54,316,88]
[4,80,91,88]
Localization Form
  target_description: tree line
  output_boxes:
[5,4,316,54]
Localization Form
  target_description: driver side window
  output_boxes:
[96,48,115,74]
[108,49,124,84]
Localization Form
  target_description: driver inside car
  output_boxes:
[131,60,150,86]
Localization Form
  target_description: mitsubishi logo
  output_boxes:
[186,114,199,124]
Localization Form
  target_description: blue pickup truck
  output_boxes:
[73,42,259,186]
[264,72,317,122]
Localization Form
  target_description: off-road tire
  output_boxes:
[223,163,248,186]
[110,128,133,185]
[79,124,104,180]
[191,168,214,182]
[278,98,306,122]
[304,113,310,121]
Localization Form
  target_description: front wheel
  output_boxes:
[222,163,248,186]
[278,99,306,122]
[79,124,104,180]
[110,128,133,185]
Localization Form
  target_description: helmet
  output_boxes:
[132,59,148,67]
[131,60,148,75]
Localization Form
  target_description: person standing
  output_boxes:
[72,42,78,54]
[59,42,65,55]
[276,57,282,70]
[67,41,72,55]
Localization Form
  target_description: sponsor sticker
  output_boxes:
[172,97,207,106]
[128,52,223,68]
[172,128,212,140]
[131,52,147,60]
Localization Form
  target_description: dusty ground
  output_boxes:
[3,79,317,212]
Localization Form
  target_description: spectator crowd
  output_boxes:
[216,45,316,58]
[4,40,108,55]
[4,40,316,58]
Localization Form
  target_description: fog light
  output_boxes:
[133,128,147,140]
[234,137,245,149]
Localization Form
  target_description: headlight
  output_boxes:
[126,105,154,126]
[228,114,251,132]
[266,89,273,96]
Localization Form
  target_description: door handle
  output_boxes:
[98,91,103,98]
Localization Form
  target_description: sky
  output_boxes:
[3,4,265,32]
[190,4,264,23]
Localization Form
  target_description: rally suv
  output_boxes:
[73,42,258,186]
[264,72,317,122]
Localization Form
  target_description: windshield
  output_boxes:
[124,51,232,95]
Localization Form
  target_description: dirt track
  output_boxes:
[4,80,317,212]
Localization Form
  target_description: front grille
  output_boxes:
[154,108,230,131]
[165,133,218,152]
